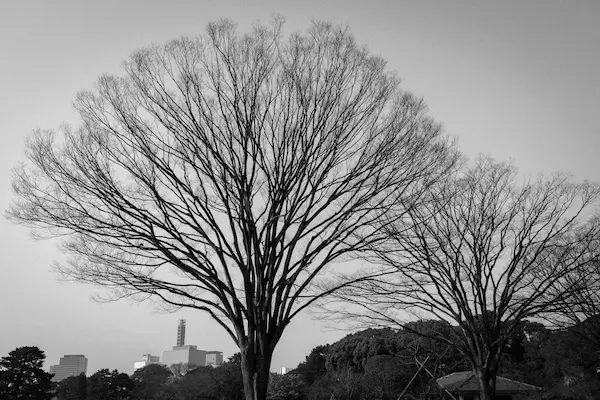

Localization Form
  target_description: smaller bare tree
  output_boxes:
[545,261,600,348]
[321,157,600,400]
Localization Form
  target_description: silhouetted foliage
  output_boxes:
[267,373,305,400]
[148,364,245,400]
[226,352,242,366]
[172,366,218,400]
[210,362,245,400]
[323,366,363,400]
[361,355,405,400]
[318,324,467,399]
[499,321,551,387]
[56,373,87,400]
[290,345,329,386]
[0,346,53,400]
[86,369,133,400]
[325,328,401,373]
[130,364,171,400]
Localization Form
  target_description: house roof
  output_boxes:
[437,371,542,393]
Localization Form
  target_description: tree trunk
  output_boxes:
[475,367,497,400]
[239,334,274,400]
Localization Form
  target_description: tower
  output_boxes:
[177,319,186,347]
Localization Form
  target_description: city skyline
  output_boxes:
[1,0,599,376]
[47,318,230,375]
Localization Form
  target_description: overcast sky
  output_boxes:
[1,0,599,375]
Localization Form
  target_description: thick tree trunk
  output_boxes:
[475,367,497,400]
[239,334,275,400]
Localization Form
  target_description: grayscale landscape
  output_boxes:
[1,1,599,400]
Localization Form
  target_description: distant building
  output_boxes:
[49,365,59,376]
[49,355,88,382]
[279,367,291,375]
[162,345,206,366]
[161,319,222,367]
[205,351,223,367]
[133,354,161,372]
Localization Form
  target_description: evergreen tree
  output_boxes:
[0,346,54,400]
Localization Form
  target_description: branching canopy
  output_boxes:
[8,20,457,348]
[321,158,600,372]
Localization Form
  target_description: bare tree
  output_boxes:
[7,20,458,400]
[321,158,600,400]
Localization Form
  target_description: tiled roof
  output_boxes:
[437,371,541,393]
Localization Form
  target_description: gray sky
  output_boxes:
[1,0,599,375]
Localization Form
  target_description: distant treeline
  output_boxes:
[2,318,599,399]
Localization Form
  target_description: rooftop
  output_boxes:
[437,371,542,393]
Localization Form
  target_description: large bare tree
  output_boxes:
[7,20,458,400]
[321,158,600,400]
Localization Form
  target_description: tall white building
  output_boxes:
[133,354,161,372]
[49,355,88,382]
